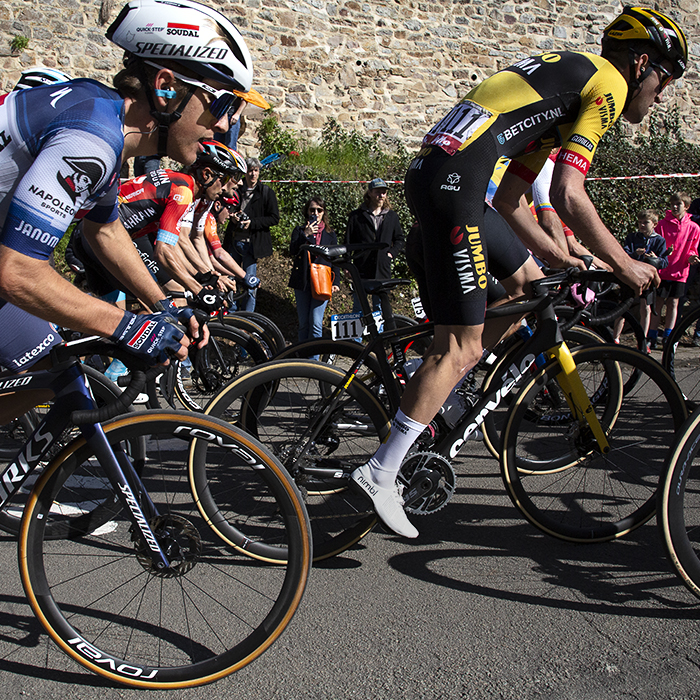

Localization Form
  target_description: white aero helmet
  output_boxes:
[107,0,253,92]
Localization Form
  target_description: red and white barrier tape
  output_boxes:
[263,180,405,184]
[587,172,700,182]
[264,173,700,184]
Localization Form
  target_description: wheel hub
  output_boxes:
[133,514,202,577]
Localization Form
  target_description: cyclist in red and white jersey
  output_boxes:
[184,181,259,294]
[73,140,254,309]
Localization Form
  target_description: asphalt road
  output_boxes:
[0,433,699,700]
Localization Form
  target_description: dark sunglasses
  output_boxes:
[308,207,324,214]
[145,60,242,120]
[651,61,674,92]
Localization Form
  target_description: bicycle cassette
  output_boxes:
[398,451,456,515]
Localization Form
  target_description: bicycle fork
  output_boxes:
[546,343,611,454]
[81,423,173,570]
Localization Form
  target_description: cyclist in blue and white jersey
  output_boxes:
[0,0,254,420]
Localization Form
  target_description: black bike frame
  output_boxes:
[285,276,566,478]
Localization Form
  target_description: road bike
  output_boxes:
[0,336,311,688]
[191,244,687,560]
[662,300,700,410]
[657,404,700,600]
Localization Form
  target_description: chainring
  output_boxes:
[398,451,456,515]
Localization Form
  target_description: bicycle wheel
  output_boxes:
[481,325,605,459]
[174,323,268,411]
[19,411,311,688]
[501,344,687,542]
[197,359,390,561]
[0,366,143,536]
[658,407,700,600]
[218,314,275,359]
[230,311,287,356]
[662,302,700,411]
[274,338,387,400]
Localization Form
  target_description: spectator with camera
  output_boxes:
[288,197,340,343]
[224,156,279,311]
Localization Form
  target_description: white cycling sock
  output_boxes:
[366,409,427,488]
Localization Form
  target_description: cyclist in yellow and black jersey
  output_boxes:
[457,51,628,180]
[350,7,689,538]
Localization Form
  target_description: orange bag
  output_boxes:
[308,253,334,301]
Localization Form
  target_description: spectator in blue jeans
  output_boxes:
[289,197,339,342]
[224,157,279,311]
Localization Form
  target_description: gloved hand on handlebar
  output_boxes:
[185,288,225,313]
[154,298,194,325]
[111,311,185,365]
[194,270,220,287]
[242,272,260,289]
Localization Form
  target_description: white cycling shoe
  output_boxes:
[350,464,418,539]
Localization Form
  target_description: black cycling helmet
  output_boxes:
[193,140,247,187]
[197,141,246,176]
[603,6,688,80]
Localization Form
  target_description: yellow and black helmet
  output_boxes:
[603,6,688,79]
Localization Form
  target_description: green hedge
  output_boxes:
[579,107,700,239]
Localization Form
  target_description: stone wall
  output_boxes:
[1,0,699,153]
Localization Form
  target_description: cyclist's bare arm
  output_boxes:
[177,224,212,275]
[211,246,247,279]
[492,172,585,270]
[82,217,167,308]
[550,163,658,293]
[537,208,573,255]
[83,219,202,349]
[567,236,612,271]
[153,239,204,295]
[189,216,247,281]
[186,223,214,271]
[538,208,612,271]
[0,246,124,337]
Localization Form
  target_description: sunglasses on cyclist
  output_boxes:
[650,61,674,92]
[145,61,242,121]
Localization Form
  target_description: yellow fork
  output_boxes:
[545,342,611,454]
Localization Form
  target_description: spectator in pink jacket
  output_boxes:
[648,192,700,350]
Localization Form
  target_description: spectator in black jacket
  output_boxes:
[345,178,405,325]
[224,156,280,311]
